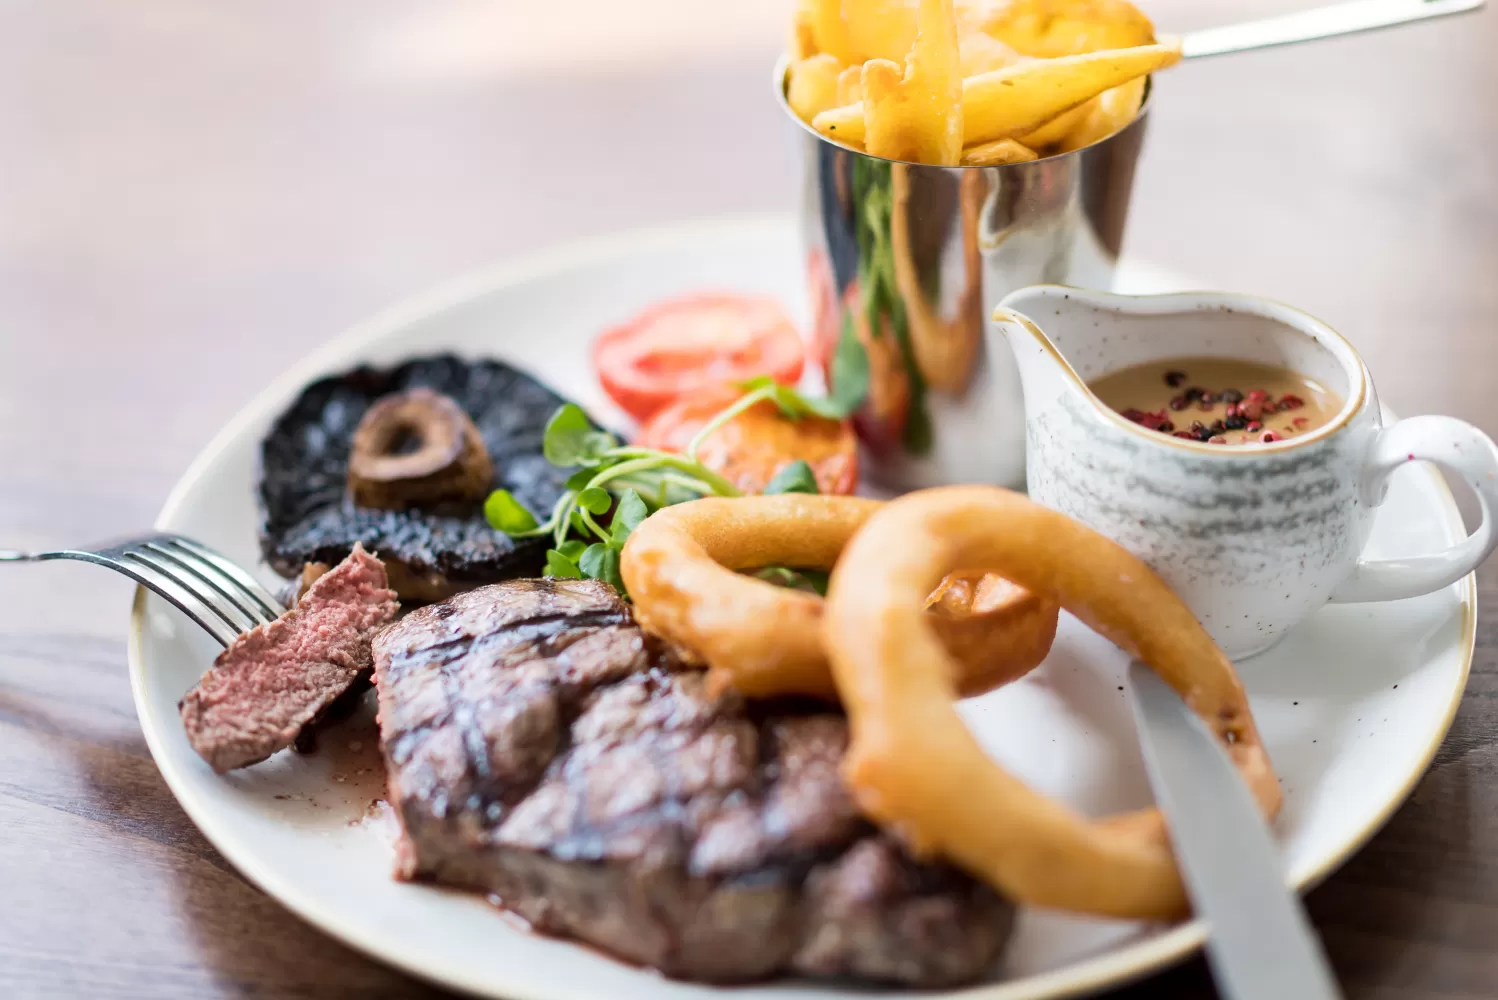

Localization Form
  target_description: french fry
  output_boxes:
[959,30,1025,75]
[845,0,921,63]
[813,43,1166,155]
[1058,75,1146,152]
[788,54,846,122]
[836,65,863,106]
[803,1,1170,163]
[826,0,1141,62]
[962,42,1178,146]
[861,0,964,165]
[974,0,1157,57]
[960,137,1039,166]
[860,59,907,155]
[812,102,867,145]
[790,0,819,60]
[1017,98,1096,148]
[807,0,858,64]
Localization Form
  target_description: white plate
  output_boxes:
[130,215,1475,1000]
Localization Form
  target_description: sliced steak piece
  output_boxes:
[372,579,1013,986]
[180,543,398,772]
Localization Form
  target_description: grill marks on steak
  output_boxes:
[179,543,398,772]
[372,579,1013,986]
[375,581,646,858]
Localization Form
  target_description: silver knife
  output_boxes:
[1128,661,1344,1000]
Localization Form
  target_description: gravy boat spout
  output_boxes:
[990,303,1101,430]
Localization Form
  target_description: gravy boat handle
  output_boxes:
[1331,415,1498,602]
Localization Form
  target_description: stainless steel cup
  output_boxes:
[778,61,1150,491]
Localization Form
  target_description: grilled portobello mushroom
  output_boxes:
[259,355,573,601]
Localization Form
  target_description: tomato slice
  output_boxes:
[593,294,806,421]
[636,391,859,496]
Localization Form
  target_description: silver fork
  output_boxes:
[0,534,286,647]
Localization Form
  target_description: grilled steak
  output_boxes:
[180,543,398,772]
[372,579,1013,986]
[259,355,574,599]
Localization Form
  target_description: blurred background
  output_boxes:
[2,1,1495,995]
[5,0,1492,489]
[3,0,1491,542]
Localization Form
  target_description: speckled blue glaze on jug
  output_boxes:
[993,286,1498,658]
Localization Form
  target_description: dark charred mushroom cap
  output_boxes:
[348,388,494,510]
[258,355,573,596]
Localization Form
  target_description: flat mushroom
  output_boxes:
[258,355,577,602]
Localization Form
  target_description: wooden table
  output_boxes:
[2,1,1495,996]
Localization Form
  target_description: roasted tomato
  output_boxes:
[593,294,806,421]
[636,391,858,495]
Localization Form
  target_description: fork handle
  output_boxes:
[1179,0,1485,60]
[0,550,30,562]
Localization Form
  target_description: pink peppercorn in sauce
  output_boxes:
[1087,358,1344,446]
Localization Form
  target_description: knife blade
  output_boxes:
[1128,661,1344,1000]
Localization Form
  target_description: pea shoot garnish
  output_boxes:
[485,380,847,594]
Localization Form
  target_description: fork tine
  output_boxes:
[103,555,240,648]
[123,550,260,636]
[162,536,285,619]
[142,541,279,627]
[16,533,285,646]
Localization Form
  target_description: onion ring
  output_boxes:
[823,486,1281,919]
[620,495,1058,700]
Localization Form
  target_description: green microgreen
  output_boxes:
[544,548,584,579]
[762,460,819,496]
[575,486,613,515]
[543,403,617,468]
[556,539,588,561]
[751,566,830,595]
[486,382,841,597]
[611,489,649,546]
[484,489,541,535]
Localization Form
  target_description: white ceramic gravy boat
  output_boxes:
[992,286,1498,658]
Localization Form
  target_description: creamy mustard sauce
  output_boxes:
[1088,358,1343,445]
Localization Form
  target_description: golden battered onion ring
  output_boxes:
[620,494,1057,700]
[823,486,1281,919]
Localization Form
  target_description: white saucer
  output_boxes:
[130,215,1475,1000]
